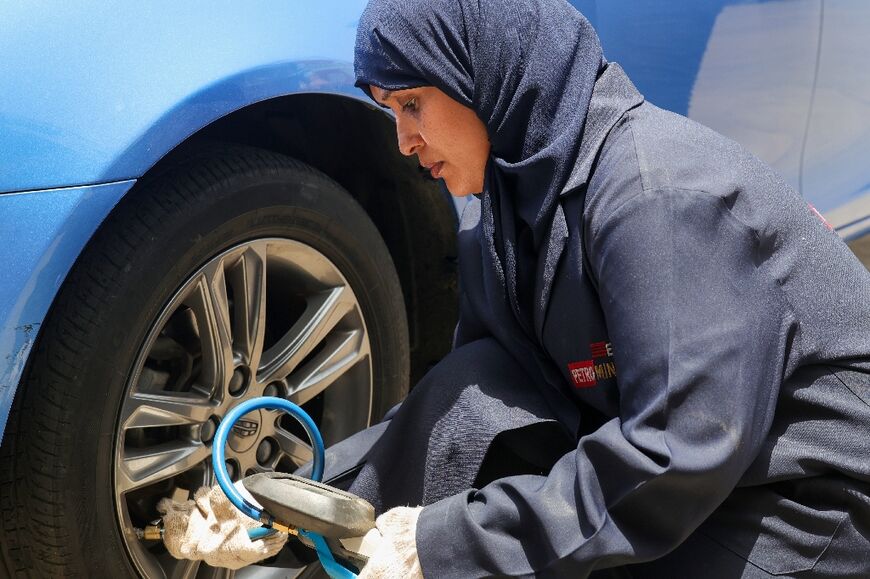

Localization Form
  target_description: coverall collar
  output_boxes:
[531,63,645,349]
[563,62,646,195]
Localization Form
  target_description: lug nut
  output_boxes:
[200,417,218,443]
[263,382,282,397]
[256,438,275,466]
[229,367,248,395]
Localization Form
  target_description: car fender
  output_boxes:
[0,0,370,193]
[0,181,134,443]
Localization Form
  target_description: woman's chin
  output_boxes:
[443,178,478,197]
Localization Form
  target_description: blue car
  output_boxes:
[1,1,867,577]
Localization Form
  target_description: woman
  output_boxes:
[163,0,870,576]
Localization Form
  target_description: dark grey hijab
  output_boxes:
[355,0,604,338]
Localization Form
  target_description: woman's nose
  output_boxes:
[396,118,424,156]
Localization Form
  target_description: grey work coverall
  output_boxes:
[319,64,870,578]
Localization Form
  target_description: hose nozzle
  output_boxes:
[134,520,164,541]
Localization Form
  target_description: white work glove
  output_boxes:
[358,506,424,579]
[157,484,287,570]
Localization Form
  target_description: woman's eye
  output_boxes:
[401,98,417,112]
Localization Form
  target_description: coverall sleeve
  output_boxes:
[416,188,795,577]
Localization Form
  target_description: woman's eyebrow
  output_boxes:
[371,88,394,109]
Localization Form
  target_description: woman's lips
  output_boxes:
[429,161,444,179]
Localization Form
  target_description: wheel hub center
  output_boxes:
[227,408,263,453]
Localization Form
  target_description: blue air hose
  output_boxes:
[212,396,358,579]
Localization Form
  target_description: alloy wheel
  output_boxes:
[114,238,373,578]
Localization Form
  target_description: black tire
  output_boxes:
[0,146,409,578]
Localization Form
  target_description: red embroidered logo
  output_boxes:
[568,360,597,388]
[590,341,613,359]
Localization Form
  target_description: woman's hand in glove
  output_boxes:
[358,506,424,579]
[157,484,286,570]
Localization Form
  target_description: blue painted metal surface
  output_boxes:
[573,0,870,242]
[572,0,820,197]
[572,0,740,117]
[0,0,368,194]
[801,0,870,240]
[0,181,134,444]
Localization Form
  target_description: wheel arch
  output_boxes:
[140,92,461,386]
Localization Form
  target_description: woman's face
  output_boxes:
[370,85,490,197]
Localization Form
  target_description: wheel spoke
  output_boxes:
[286,330,368,407]
[121,392,215,429]
[271,424,315,467]
[233,452,261,480]
[118,441,210,493]
[116,238,375,578]
[185,263,235,399]
[201,567,235,579]
[258,287,354,385]
[230,245,268,370]
[170,559,201,579]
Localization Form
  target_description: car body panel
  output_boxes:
[802,0,870,240]
[0,180,134,443]
[686,0,820,192]
[572,0,820,198]
[573,0,870,242]
[0,0,367,193]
